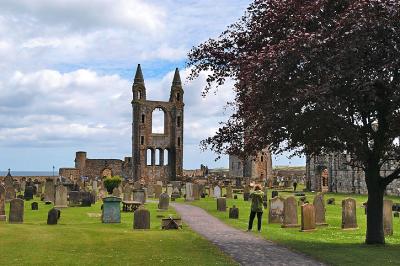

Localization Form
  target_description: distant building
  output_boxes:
[306,153,400,196]
[229,148,273,182]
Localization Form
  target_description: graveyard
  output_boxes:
[0,196,236,265]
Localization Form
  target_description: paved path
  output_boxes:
[171,203,325,266]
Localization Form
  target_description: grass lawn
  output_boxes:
[0,197,237,266]
[187,189,400,266]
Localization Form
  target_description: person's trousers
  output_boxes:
[248,211,263,231]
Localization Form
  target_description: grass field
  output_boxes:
[188,189,400,266]
[0,197,237,266]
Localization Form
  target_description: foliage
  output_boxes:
[187,0,400,244]
[103,175,122,194]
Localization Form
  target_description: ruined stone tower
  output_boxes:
[131,64,184,182]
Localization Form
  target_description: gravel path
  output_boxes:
[171,203,326,266]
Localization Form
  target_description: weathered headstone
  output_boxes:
[229,205,239,219]
[9,198,24,223]
[31,202,38,210]
[21,180,26,192]
[81,192,92,207]
[92,180,98,192]
[158,192,169,210]
[271,190,278,198]
[313,193,327,226]
[208,186,214,197]
[167,184,173,196]
[226,185,233,199]
[133,189,145,204]
[47,208,59,225]
[133,207,150,229]
[193,184,200,200]
[44,179,55,203]
[154,184,162,199]
[268,196,284,224]
[185,183,194,201]
[0,185,6,221]
[217,197,227,212]
[383,199,393,236]
[282,196,299,228]
[327,198,335,205]
[123,185,132,201]
[112,187,121,197]
[102,196,121,223]
[214,185,221,198]
[68,191,81,206]
[342,198,358,230]
[5,185,15,202]
[243,192,250,201]
[301,203,316,231]
[147,184,155,198]
[54,185,68,208]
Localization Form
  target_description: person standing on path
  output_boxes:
[293,177,298,191]
[247,184,264,232]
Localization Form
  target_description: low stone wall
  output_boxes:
[0,176,54,183]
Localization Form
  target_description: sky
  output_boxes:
[0,0,305,171]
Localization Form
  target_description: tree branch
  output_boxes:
[381,167,400,187]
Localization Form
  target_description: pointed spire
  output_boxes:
[134,64,144,83]
[172,68,181,86]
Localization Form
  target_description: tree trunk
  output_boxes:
[365,177,385,244]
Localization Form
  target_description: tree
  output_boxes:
[187,0,400,244]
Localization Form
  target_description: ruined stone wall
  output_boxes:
[229,149,273,181]
[59,168,80,181]
[307,154,400,196]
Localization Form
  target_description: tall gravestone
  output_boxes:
[154,185,162,199]
[243,185,250,201]
[185,183,194,201]
[102,196,121,223]
[383,199,393,236]
[123,185,132,201]
[92,180,98,192]
[301,203,316,232]
[68,191,81,206]
[268,196,284,224]
[282,196,299,228]
[5,185,15,203]
[208,186,214,197]
[342,198,358,230]
[217,197,227,212]
[167,184,173,196]
[0,185,6,221]
[133,189,145,204]
[193,184,200,200]
[133,207,150,229]
[147,184,155,198]
[214,185,221,198]
[54,185,68,208]
[226,185,233,199]
[158,192,169,210]
[9,198,24,223]
[44,179,55,203]
[313,193,328,226]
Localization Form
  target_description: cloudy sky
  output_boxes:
[0,0,304,171]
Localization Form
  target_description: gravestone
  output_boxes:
[327,198,335,205]
[217,197,227,212]
[234,195,238,200]
[47,208,59,225]
[90,190,97,204]
[154,185,162,199]
[214,185,221,198]
[394,212,399,218]
[102,196,121,223]
[68,191,81,206]
[133,207,150,229]
[313,193,328,226]
[383,199,393,236]
[112,187,121,197]
[134,181,141,190]
[301,203,316,231]
[171,187,180,200]
[123,185,132,201]
[5,185,15,202]
[208,186,214,197]
[147,184,154,198]
[4,172,13,187]
[44,179,55,203]
[271,190,278,198]
[9,198,24,223]
[31,202,38,210]
[185,183,194,201]
[193,184,200,200]
[226,185,233,199]
[243,192,250,201]
[342,198,358,229]
[161,217,182,230]
[268,196,284,224]
[81,192,92,207]
[21,180,26,192]
[167,184,173,196]
[54,185,68,208]
[133,189,145,204]
[229,205,239,219]
[0,185,6,221]
[158,192,169,210]
[92,180,98,192]
[282,196,299,228]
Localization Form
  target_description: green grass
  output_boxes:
[187,190,400,266]
[0,197,237,266]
